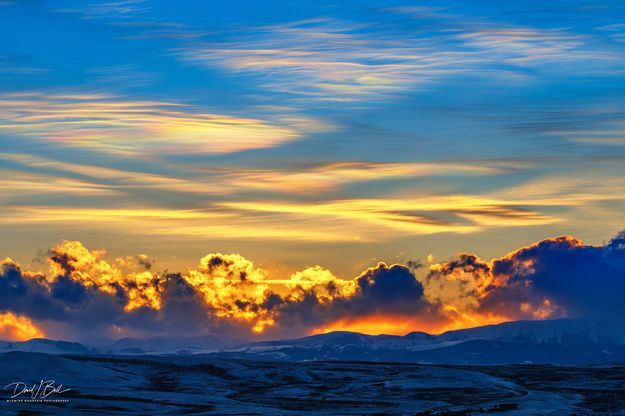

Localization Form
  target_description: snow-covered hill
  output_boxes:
[218,319,625,364]
[0,334,249,356]
[103,334,249,355]
[0,338,92,355]
[3,319,624,364]
[227,329,458,355]
[437,318,625,345]
[3,352,620,414]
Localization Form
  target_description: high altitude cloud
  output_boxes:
[0,231,623,341]
[0,92,309,155]
[180,17,609,103]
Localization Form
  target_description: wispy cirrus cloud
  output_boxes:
[0,206,347,242]
[455,27,601,65]
[220,196,557,236]
[178,16,613,103]
[0,192,557,243]
[546,121,625,146]
[208,161,511,193]
[179,18,454,102]
[597,23,625,43]
[0,153,231,196]
[0,170,117,198]
[55,0,207,40]
[0,92,315,156]
[57,0,149,20]
[493,170,625,206]
[0,152,512,198]
[0,150,563,241]
[5,146,624,243]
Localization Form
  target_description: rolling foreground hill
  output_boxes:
[2,319,625,414]
[2,352,625,415]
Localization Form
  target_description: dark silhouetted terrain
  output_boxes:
[2,352,625,415]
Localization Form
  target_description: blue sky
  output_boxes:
[2,0,625,278]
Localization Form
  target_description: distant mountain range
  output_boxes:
[0,334,247,355]
[2,319,625,364]
[0,338,92,355]
[217,319,625,364]
[103,334,248,355]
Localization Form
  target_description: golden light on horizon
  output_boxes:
[434,308,511,334]
[0,235,583,341]
[310,314,445,336]
[0,312,45,342]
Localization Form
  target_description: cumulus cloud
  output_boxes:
[272,262,440,337]
[1,231,624,341]
[485,235,625,320]
[0,242,435,340]
[354,263,426,312]
[424,233,625,328]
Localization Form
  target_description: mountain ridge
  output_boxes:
[218,318,625,364]
[2,318,624,364]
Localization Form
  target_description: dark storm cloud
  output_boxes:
[271,263,436,335]
[425,231,625,322]
[51,275,88,304]
[357,263,424,303]
[485,234,625,318]
[0,261,65,320]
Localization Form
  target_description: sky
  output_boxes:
[1,0,625,342]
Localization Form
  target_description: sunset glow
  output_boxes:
[0,0,624,344]
[0,312,44,342]
[2,3,625,415]
[4,233,617,342]
[310,315,445,337]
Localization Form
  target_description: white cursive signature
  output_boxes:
[4,380,70,399]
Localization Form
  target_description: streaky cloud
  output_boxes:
[179,16,614,104]
[0,92,310,156]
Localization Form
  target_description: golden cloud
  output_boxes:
[2,233,621,340]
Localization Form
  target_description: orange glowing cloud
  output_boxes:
[184,253,276,332]
[421,236,587,327]
[0,312,44,341]
[48,240,162,311]
[1,232,620,340]
[286,266,357,303]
